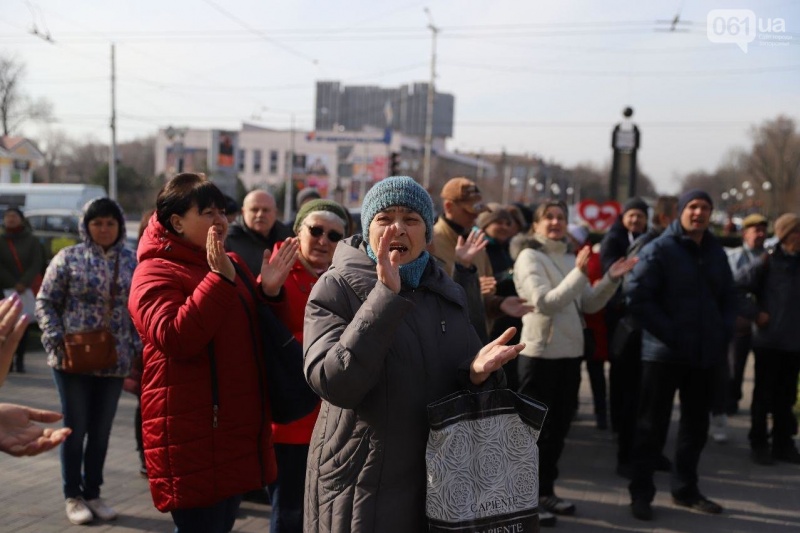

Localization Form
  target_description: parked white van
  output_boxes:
[0,183,107,212]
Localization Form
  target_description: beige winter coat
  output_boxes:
[513,235,620,359]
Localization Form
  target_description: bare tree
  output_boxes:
[61,141,107,183]
[35,129,74,182]
[746,115,800,216]
[0,54,53,136]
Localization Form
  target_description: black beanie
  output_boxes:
[677,189,713,215]
[622,197,648,216]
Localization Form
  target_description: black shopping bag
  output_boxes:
[426,389,548,533]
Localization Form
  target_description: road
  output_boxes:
[1,349,799,532]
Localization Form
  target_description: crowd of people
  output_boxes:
[0,171,798,532]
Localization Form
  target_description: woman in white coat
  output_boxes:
[513,200,636,524]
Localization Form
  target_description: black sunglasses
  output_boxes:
[305,224,344,242]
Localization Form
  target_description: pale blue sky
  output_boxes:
[2,0,798,193]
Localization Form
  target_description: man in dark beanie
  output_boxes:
[624,189,736,520]
[600,197,649,439]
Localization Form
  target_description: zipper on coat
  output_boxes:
[207,344,220,428]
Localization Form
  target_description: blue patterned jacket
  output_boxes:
[35,200,141,376]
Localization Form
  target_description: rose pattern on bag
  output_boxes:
[426,412,541,522]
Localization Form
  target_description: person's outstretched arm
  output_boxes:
[0,403,71,457]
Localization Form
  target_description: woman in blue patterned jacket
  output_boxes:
[36,197,140,526]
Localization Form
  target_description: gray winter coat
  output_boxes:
[303,235,501,533]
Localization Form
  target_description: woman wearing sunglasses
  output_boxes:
[259,198,348,533]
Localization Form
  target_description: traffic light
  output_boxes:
[389,152,400,175]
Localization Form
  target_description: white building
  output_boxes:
[0,136,44,184]
[154,123,449,208]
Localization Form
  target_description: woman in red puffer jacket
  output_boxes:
[128,173,276,533]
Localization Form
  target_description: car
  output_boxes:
[25,208,82,259]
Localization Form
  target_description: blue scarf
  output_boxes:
[366,245,430,289]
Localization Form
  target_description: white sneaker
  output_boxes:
[538,510,557,527]
[540,494,576,515]
[710,414,729,444]
[65,498,93,525]
[85,497,118,521]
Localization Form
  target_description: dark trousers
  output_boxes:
[171,495,242,533]
[710,355,731,416]
[585,359,607,418]
[518,356,582,496]
[267,443,309,533]
[135,398,145,468]
[728,334,752,413]
[749,348,800,451]
[612,355,642,466]
[14,325,30,369]
[629,361,713,503]
[52,370,124,500]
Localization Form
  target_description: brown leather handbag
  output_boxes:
[62,254,120,373]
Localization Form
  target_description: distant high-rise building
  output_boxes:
[315,81,454,138]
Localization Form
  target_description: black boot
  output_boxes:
[14,354,25,373]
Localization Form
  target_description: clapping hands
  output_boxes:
[455,229,488,268]
[206,226,235,282]
[470,327,525,385]
[261,238,300,297]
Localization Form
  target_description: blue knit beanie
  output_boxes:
[361,176,434,243]
[677,189,713,215]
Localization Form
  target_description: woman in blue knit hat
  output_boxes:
[302,176,525,533]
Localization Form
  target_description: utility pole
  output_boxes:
[283,113,295,223]
[422,8,438,191]
[109,43,118,200]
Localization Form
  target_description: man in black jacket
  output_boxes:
[735,213,800,465]
[601,198,648,435]
[611,196,678,479]
[225,189,294,275]
[624,190,736,521]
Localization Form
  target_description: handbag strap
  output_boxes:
[6,238,24,276]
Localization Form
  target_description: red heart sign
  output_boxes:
[577,199,622,232]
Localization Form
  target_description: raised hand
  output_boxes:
[455,229,488,268]
[470,327,525,385]
[376,225,401,294]
[479,275,497,296]
[206,226,235,282]
[0,295,28,387]
[261,238,299,297]
[575,246,591,274]
[0,403,72,457]
[499,296,535,318]
[608,256,639,280]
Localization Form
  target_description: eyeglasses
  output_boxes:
[305,224,344,242]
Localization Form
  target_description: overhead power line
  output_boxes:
[199,0,319,65]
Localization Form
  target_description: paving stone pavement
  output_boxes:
[1,349,799,532]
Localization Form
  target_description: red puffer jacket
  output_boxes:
[129,214,276,512]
